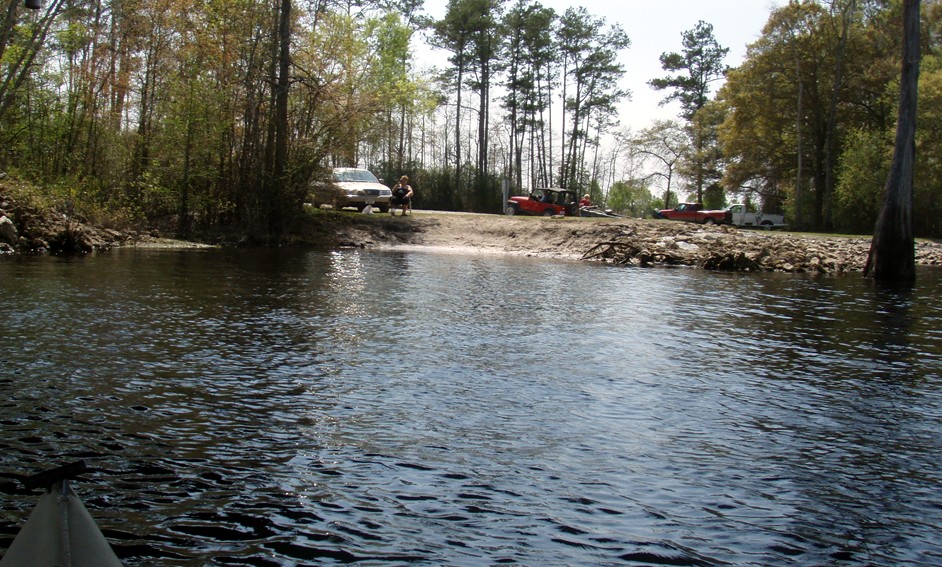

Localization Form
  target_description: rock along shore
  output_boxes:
[332,212,942,274]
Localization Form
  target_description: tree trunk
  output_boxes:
[476,58,489,209]
[795,53,804,228]
[455,62,463,192]
[268,0,290,237]
[0,0,64,125]
[398,100,406,172]
[823,0,856,230]
[694,126,703,204]
[179,112,193,238]
[864,0,919,283]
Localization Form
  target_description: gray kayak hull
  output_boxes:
[0,481,121,567]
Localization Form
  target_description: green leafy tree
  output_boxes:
[719,4,828,219]
[650,20,728,203]
[633,120,688,210]
[365,12,412,170]
[912,48,942,237]
[650,20,729,120]
[432,0,473,195]
[0,0,67,133]
[466,0,504,210]
[834,128,888,232]
[501,0,556,193]
[680,99,727,207]
[556,7,629,192]
[719,1,902,231]
[607,179,654,217]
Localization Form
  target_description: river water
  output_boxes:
[1,247,941,566]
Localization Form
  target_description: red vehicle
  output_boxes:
[653,202,730,224]
[506,188,579,217]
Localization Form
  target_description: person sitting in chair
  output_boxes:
[390,175,413,216]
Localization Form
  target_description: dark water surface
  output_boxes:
[1,248,941,566]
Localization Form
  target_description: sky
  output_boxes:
[416,0,784,132]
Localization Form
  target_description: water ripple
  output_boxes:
[1,250,941,565]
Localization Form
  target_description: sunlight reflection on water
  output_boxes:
[1,248,941,566]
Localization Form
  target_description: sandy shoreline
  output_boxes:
[333,211,942,273]
[4,185,940,273]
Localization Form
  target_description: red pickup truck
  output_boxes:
[653,203,730,224]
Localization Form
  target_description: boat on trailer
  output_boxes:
[0,461,122,567]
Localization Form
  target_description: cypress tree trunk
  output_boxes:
[864,0,919,283]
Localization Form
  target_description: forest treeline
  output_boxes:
[0,0,940,240]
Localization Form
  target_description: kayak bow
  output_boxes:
[0,461,122,567]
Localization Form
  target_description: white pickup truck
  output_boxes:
[725,204,786,229]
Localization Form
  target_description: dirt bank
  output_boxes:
[4,172,940,274]
[332,211,942,274]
